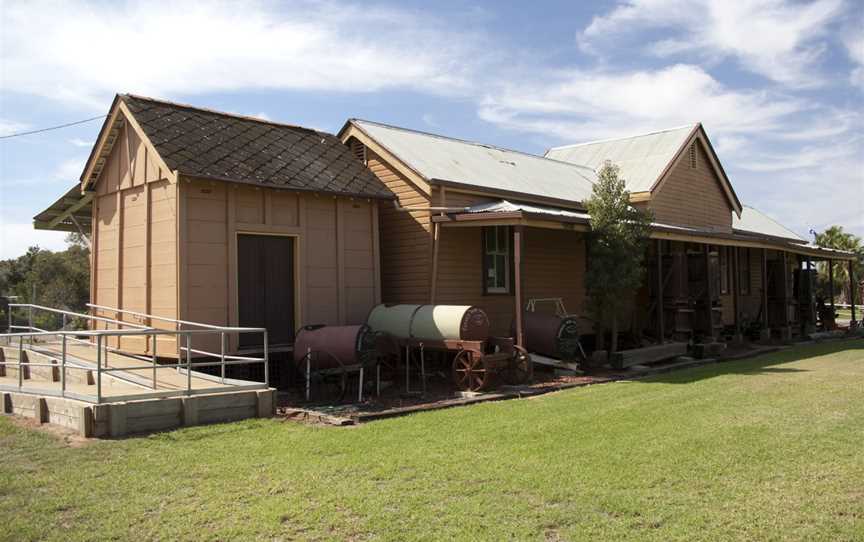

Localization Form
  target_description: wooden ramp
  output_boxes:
[0,341,275,438]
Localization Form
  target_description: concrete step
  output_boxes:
[26,348,94,386]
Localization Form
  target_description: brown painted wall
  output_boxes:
[179,178,380,354]
[91,121,177,354]
[367,148,431,304]
[648,139,733,231]
[436,226,586,335]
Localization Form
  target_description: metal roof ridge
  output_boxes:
[546,123,699,154]
[351,118,597,175]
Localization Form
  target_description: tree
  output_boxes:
[0,238,90,331]
[813,226,863,305]
[584,162,653,355]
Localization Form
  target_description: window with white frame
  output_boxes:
[483,226,510,294]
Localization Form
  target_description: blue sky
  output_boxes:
[1,0,862,259]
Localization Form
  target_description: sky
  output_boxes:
[0,0,862,259]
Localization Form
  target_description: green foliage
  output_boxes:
[0,239,90,331]
[584,162,653,351]
[813,225,863,304]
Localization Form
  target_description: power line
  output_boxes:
[0,115,106,140]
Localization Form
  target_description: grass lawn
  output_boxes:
[1,340,862,541]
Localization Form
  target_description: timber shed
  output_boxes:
[38,94,392,358]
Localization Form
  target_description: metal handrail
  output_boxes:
[2,304,269,404]
[86,303,264,333]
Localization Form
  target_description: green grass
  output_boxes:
[2,341,863,541]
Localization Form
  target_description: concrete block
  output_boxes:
[2,392,10,414]
[109,402,128,437]
[181,397,199,426]
[256,389,274,418]
[78,406,94,438]
[35,398,48,424]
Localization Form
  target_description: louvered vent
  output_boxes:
[350,139,367,164]
[688,142,697,169]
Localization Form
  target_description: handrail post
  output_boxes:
[186,333,192,394]
[96,335,102,403]
[152,333,158,390]
[61,332,67,397]
[28,305,33,346]
[263,330,269,387]
[220,331,226,384]
[17,335,23,389]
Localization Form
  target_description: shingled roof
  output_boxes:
[117,94,392,199]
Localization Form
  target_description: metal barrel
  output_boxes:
[519,311,582,360]
[293,324,374,370]
[366,304,490,341]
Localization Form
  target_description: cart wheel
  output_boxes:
[505,345,532,385]
[452,350,487,392]
[306,354,348,403]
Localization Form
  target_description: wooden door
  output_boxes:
[237,234,295,347]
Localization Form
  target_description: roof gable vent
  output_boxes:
[350,138,367,164]
[688,142,697,169]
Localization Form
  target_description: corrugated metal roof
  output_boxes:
[544,125,696,192]
[733,205,805,242]
[352,119,597,204]
[465,200,590,220]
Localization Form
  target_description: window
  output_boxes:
[739,248,751,295]
[483,226,510,294]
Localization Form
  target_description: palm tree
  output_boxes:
[814,226,863,305]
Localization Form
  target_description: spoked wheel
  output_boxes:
[452,350,487,392]
[504,345,533,385]
[303,352,348,403]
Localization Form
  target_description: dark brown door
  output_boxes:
[237,234,295,348]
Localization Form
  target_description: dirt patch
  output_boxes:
[4,415,93,448]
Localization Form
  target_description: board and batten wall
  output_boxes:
[91,122,178,355]
[91,120,381,358]
[180,177,381,354]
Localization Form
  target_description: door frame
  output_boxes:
[233,230,301,351]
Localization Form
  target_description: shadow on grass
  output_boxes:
[644,339,864,385]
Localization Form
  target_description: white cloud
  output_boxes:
[0,223,68,259]
[422,113,440,128]
[1,0,487,109]
[0,119,29,137]
[53,156,88,181]
[478,64,803,142]
[579,0,845,86]
[68,138,92,147]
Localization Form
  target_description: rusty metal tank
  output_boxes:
[293,324,377,370]
[366,304,490,342]
[518,312,583,360]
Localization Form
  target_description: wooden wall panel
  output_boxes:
[436,226,587,335]
[649,140,733,231]
[367,149,431,304]
[305,197,339,325]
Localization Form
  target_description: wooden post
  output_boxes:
[806,256,815,327]
[761,248,769,330]
[513,226,524,348]
[656,239,664,344]
[850,260,857,324]
[828,259,835,312]
[732,246,740,337]
[430,222,441,304]
[781,251,790,329]
[703,244,713,340]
